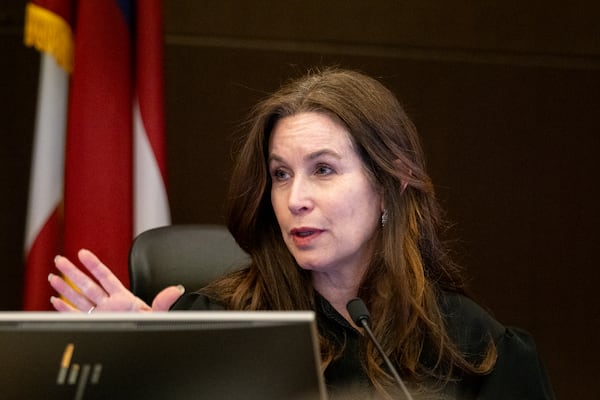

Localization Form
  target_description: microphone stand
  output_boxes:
[347,298,415,400]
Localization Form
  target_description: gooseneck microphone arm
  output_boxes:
[346,297,415,400]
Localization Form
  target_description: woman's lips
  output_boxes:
[290,227,323,247]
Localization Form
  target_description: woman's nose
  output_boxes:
[287,175,313,215]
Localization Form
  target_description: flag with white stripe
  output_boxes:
[23,0,170,310]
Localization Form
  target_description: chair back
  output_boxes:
[129,224,248,304]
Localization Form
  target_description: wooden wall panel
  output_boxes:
[0,0,37,310]
[165,1,600,57]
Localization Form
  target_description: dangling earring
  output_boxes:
[381,209,388,227]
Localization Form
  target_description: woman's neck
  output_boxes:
[311,270,362,329]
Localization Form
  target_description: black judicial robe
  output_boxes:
[172,290,555,399]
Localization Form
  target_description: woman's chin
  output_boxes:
[295,258,326,272]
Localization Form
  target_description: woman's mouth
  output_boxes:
[290,227,323,247]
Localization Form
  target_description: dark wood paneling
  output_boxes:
[0,0,38,310]
[165,1,600,57]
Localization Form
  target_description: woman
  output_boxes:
[50,68,554,399]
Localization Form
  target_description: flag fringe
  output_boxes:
[24,3,73,73]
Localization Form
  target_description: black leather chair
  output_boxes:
[128,224,249,305]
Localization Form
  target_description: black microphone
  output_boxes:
[346,298,414,400]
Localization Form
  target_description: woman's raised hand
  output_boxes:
[49,249,185,313]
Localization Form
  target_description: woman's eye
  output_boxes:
[272,169,289,181]
[315,165,334,176]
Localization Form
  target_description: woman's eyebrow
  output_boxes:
[306,149,342,161]
[268,149,342,165]
[267,154,283,165]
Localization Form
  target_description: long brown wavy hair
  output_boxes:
[202,67,495,397]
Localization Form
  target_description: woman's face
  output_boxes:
[268,112,383,278]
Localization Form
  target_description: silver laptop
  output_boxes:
[0,311,328,400]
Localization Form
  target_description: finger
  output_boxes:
[48,272,95,312]
[54,255,107,306]
[77,249,128,295]
[50,295,78,312]
[151,285,185,311]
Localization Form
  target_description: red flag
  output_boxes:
[23,0,74,311]
[23,0,170,310]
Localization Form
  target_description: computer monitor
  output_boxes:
[0,311,327,400]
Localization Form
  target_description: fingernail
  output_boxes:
[48,273,54,282]
[54,255,61,263]
[50,296,56,304]
[176,284,185,294]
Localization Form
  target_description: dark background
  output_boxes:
[1,2,598,398]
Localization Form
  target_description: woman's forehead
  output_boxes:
[268,112,356,155]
